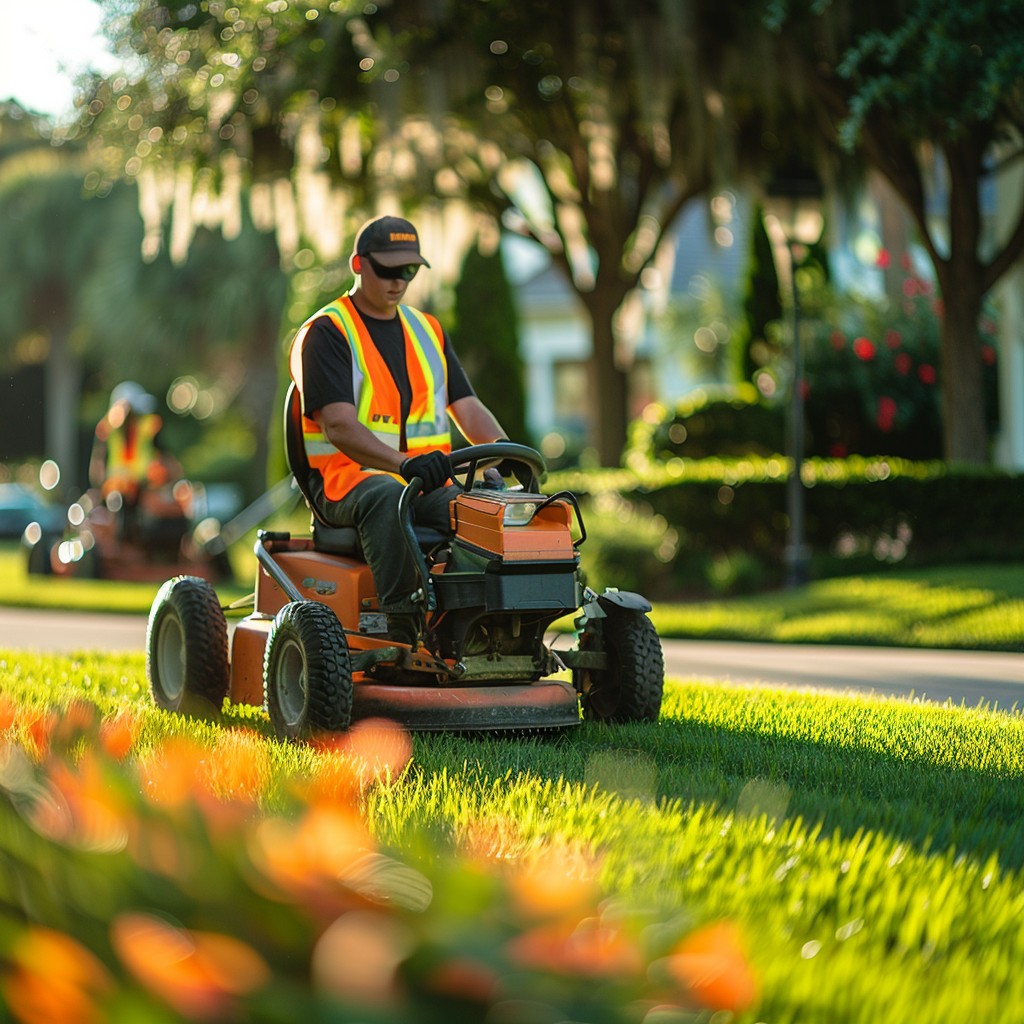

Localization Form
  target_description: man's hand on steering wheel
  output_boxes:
[400,451,453,492]
[491,458,535,489]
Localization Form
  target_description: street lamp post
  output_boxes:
[763,178,824,589]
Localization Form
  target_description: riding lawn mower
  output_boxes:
[145,385,664,738]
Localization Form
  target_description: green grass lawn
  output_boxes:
[650,562,1024,651]
[1,648,1023,1021]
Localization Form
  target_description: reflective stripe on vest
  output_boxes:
[288,294,451,500]
[106,414,161,483]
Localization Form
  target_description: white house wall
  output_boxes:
[510,191,752,446]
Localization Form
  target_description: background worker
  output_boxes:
[288,215,507,643]
[90,382,184,538]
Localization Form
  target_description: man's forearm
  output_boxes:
[450,396,506,446]
[317,409,406,473]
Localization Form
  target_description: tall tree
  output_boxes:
[0,104,114,484]
[765,0,1024,464]
[449,238,528,445]
[78,0,749,465]
[386,0,747,464]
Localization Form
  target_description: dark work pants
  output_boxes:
[310,473,461,613]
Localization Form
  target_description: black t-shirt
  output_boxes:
[300,308,474,438]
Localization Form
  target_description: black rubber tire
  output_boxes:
[25,537,54,576]
[264,601,353,740]
[75,544,102,580]
[146,575,229,715]
[576,609,665,723]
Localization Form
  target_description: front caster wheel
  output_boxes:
[575,609,664,722]
[264,601,353,740]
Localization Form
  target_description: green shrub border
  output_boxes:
[552,457,1024,593]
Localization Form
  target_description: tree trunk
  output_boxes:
[579,288,630,467]
[939,141,990,466]
[938,278,987,464]
[44,323,83,488]
[238,322,282,499]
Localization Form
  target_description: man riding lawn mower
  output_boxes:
[146,215,663,736]
[146,413,665,737]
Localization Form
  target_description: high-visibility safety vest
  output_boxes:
[103,413,163,494]
[288,294,452,501]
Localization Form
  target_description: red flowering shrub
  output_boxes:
[852,337,877,361]
[762,260,1000,458]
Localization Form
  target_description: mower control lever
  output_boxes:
[397,476,437,611]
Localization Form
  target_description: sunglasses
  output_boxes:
[363,254,421,281]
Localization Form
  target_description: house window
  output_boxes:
[552,361,590,443]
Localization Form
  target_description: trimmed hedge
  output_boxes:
[551,457,1024,597]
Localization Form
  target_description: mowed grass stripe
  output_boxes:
[651,563,1024,650]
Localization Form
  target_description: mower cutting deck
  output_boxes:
[145,400,664,738]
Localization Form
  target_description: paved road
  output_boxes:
[2,607,1022,711]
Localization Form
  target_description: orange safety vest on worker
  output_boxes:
[288,294,452,501]
[102,412,166,497]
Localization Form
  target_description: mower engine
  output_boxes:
[428,488,584,677]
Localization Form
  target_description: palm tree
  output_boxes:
[0,107,116,483]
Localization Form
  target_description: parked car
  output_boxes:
[0,483,64,540]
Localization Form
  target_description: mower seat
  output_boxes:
[311,522,362,556]
[284,382,449,559]
[311,521,448,559]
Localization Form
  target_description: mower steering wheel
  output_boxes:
[450,442,546,493]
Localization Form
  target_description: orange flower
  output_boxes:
[52,700,97,748]
[99,710,141,761]
[24,710,57,760]
[4,926,113,1024]
[250,804,374,907]
[506,916,643,978]
[136,736,207,808]
[292,752,363,808]
[506,842,600,921]
[204,729,271,805]
[313,718,412,788]
[111,912,270,1020]
[664,920,759,1012]
[0,692,21,732]
[32,751,130,853]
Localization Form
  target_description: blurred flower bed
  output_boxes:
[633,253,1000,464]
[0,694,756,1023]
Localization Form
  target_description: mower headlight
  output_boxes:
[503,502,537,527]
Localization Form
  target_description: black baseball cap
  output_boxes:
[353,215,431,268]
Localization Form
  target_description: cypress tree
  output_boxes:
[449,241,529,445]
